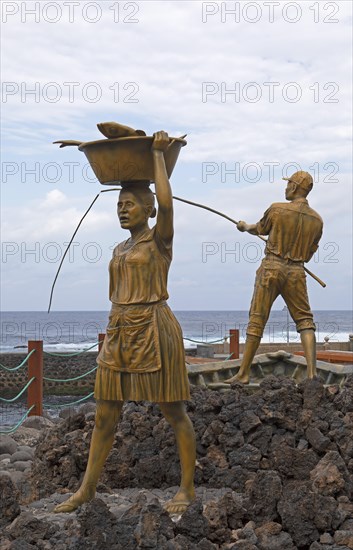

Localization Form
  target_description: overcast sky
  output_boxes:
[1,0,352,311]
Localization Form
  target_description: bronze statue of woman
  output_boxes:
[54,131,196,515]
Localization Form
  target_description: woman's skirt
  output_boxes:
[94,301,190,402]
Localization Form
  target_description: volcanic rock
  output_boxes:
[0,473,20,528]
[3,375,351,548]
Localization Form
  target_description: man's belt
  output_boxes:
[265,253,304,265]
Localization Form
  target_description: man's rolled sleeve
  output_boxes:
[255,207,272,236]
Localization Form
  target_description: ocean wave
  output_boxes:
[1,331,351,354]
[43,342,100,352]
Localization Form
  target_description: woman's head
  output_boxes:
[118,184,156,230]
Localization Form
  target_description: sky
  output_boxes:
[1,0,352,312]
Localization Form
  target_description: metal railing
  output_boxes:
[0,329,239,433]
[0,334,106,434]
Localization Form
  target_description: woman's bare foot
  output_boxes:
[163,488,195,515]
[53,486,95,513]
[225,371,250,384]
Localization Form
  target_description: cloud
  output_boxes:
[1,189,115,241]
[1,0,352,310]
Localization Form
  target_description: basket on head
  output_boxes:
[78,136,186,185]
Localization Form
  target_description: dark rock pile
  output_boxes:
[0,485,296,549]
[2,376,353,548]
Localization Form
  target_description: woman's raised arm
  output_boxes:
[152,131,173,242]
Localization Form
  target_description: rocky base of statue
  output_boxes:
[1,482,353,549]
[1,378,353,548]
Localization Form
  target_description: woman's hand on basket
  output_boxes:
[152,131,169,153]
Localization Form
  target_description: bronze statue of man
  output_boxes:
[226,170,323,384]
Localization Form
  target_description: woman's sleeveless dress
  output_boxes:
[94,226,190,402]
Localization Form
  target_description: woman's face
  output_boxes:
[117,191,147,230]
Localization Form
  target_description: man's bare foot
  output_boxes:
[163,488,195,515]
[225,371,250,384]
[53,487,95,513]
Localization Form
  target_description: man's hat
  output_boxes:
[282,171,313,190]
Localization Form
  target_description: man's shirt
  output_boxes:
[255,198,323,263]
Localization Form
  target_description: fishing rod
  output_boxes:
[47,188,326,312]
[171,194,326,288]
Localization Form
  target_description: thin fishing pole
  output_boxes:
[171,194,325,287]
[48,186,326,311]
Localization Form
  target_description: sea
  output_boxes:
[1,310,352,427]
[1,310,352,353]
